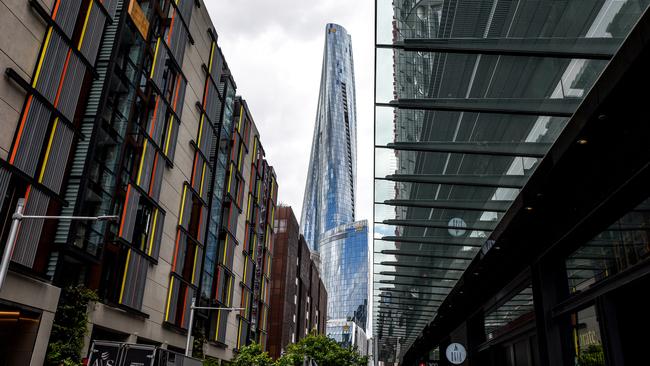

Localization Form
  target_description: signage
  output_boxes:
[445,343,467,365]
[128,0,149,39]
[447,217,467,237]
[122,345,155,366]
[88,342,120,366]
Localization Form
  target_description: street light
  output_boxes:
[0,198,119,290]
[185,297,244,356]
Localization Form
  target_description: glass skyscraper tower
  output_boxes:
[301,24,369,341]
[301,23,358,253]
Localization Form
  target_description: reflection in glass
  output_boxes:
[567,198,650,293]
[572,306,605,366]
[484,286,534,341]
[320,221,369,333]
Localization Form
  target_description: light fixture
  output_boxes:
[576,139,588,145]
[525,206,534,211]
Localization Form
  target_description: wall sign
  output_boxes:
[446,343,467,365]
[447,217,467,237]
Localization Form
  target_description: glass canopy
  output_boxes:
[373,0,650,362]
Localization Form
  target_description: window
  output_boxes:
[571,306,604,366]
[132,197,153,251]
[566,198,650,293]
[164,275,194,329]
[275,219,287,233]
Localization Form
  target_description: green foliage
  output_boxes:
[577,344,605,366]
[284,333,368,366]
[232,343,274,366]
[45,285,98,366]
[193,327,208,358]
[203,358,221,366]
[231,333,367,366]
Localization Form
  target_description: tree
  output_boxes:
[45,286,98,366]
[231,333,368,366]
[280,333,368,366]
[232,343,274,366]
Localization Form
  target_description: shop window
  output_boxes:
[566,198,650,293]
[571,306,605,366]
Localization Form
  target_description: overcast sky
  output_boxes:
[204,1,375,227]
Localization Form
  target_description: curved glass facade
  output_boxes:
[319,220,369,332]
[301,23,357,252]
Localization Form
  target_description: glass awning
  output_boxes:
[373,0,650,362]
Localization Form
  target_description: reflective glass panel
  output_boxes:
[376,48,607,103]
[566,198,650,293]
[484,286,534,341]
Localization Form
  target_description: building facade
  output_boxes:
[300,23,369,346]
[319,220,368,344]
[373,0,650,365]
[301,23,357,252]
[268,206,327,359]
[0,0,277,364]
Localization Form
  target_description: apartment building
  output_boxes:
[0,0,276,364]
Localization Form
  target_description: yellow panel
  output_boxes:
[118,249,132,304]
[178,185,187,225]
[77,1,93,50]
[150,38,161,78]
[165,276,175,321]
[33,27,54,87]
[38,118,59,183]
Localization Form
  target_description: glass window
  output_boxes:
[572,306,605,366]
[484,286,534,341]
[566,198,650,293]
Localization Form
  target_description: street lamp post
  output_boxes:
[185,298,244,356]
[0,198,119,290]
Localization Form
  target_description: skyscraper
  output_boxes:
[301,23,357,253]
[300,24,368,347]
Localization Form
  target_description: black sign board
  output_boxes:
[122,345,156,366]
[88,342,121,366]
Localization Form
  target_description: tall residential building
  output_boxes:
[300,23,369,343]
[0,1,276,364]
[268,206,327,359]
[301,23,357,252]
[373,0,650,365]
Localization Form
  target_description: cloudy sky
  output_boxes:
[204,1,375,227]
